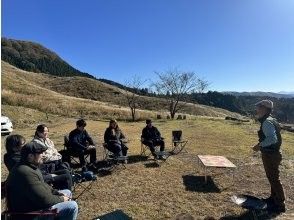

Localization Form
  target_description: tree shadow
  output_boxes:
[93,209,132,220]
[182,175,220,193]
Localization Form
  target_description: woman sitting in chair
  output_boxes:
[104,119,128,160]
[33,124,73,190]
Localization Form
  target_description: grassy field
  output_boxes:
[1,113,293,219]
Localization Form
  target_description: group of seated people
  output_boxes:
[3,118,166,219]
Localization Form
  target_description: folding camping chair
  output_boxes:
[63,135,90,167]
[103,143,128,170]
[171,130,188,155]
[140,137,161,157]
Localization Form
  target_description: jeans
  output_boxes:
[106,142,128,156]
[51,190,78,220]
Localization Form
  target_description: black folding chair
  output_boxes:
[171,130,188,155]
[103,142,128,170]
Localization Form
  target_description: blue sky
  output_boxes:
[2,0,294,92]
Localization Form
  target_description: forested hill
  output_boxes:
[1,38,94,78]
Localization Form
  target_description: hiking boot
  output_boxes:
[267,204,286,214]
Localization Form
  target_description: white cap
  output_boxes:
[255,100,274,109]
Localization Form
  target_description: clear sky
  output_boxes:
[2,0,294,92]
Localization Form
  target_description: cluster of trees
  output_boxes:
[1,38,93,78]
[123,70,294,123]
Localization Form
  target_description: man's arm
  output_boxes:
[85,130,95,145]
[22,171,63,208]
[260,120,278,148]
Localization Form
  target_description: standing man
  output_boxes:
[69,119,97,171]
[253,100,286,214]
[6,141,78,219]
[141,119,165,159]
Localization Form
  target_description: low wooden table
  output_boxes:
[197,155,236,183]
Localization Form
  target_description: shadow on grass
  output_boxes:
[144,161,160,168]
[127,155,148,164]
[182,175,220,193]
[93,209,132,220]
[219,210,272,220]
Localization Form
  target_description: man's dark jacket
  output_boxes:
[6,161,63,212]
[142,126,162,141]
[69,129,94,151]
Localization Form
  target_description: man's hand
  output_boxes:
[252,144,261,152]
[88,145,96,149]
[62,196,71,202]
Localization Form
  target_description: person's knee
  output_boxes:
[60,189,72,197]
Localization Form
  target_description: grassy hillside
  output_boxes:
[1,61,241,122]
[1,115,293,219]
[1,38,93,78]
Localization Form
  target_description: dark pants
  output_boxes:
[106,142,128,156]
[143,139,165,155]
[261,152,285,207]
[43,169,73,190]
[78,147,97,167]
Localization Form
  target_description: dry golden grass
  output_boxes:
[1,61,241,121]
[1,111,293,220]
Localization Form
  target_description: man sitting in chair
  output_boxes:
[104,119,128,163]
[141,119,165,159]
[69,119,97,172]
[6,142,78,219]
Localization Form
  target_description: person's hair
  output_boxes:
[5,134,26,154]
[76,119,87,127]
[35,124,48,137]
[146,119,152,124]
[109,119,117,127]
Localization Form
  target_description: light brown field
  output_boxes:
[1,112,293,220]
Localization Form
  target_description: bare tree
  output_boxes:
[153,68,209,119]
[123,75,145,122]
[196,78,210,93]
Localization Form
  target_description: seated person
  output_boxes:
[5,134,72,191]
[69,119,97,171]
[33,124,73,190]
[141,119,165,159]
[6,142,78,219]
[4,134,26,171]
[104,119,128,160]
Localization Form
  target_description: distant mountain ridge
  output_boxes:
[222,91,294,99]
[1,37,94,78]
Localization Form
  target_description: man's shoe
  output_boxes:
[158,155,166,160]
[89,163,98,170]
[267,205,286,214]
[262,197,274,204]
